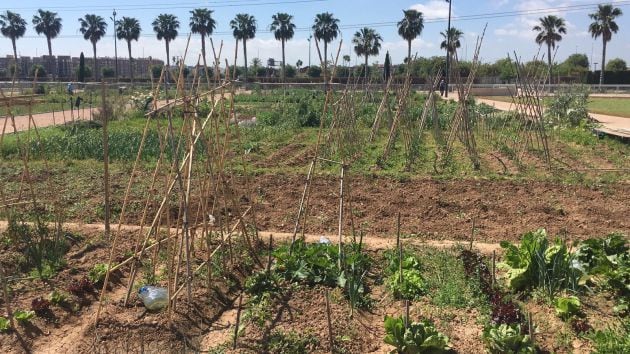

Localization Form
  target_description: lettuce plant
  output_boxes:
[482,323,535,354]
[554,296,581,320]
[384,316,451,354]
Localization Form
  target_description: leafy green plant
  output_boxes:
[499,229,581,298]
[88,263,109,285]
[13,310,35,324]
[482,323,535,354]
[588,320,630,353]
[385,251,427,300]
[383,315,451,353]
[0,317,10,332]
[554,296,581,320]
[49,290,67,305]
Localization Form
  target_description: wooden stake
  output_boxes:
[233,294,243,350]
[101,83,111,240]
[266,234,273,273]
[469,217,475,251]
[337,163,345,270]
[404,300,410,329]
[492,250,496,287]
[0,265,15,330]
[325,290,334,353]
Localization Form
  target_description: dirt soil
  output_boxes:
[249,175,630,242]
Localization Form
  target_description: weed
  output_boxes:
[588,320,630,353]
[266,330,319,353]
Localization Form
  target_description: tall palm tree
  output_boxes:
[78,14,107,80]
[589,4,623,86]
[230,13,256,84]
[312,12,339,87]
[440,27,463,57]
[116,17,141,82]
[0,11,27,70]
[189,8,216,72]
[352,27,382,79]
[152,14,180,71]
[270,12,296,83]
[32,9,62,58]
[397,9,424,67]
[533,15,567,83]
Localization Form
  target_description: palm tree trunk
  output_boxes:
[47,36,55,80]
[128,40,133,83]
[93,41,98,81]
[365,54,369,81]
[547,43,552,85]
[243,39,248,85]
[600,39,606,86]
[407,40,412,71]
[201,34,211,89]
[47,37,53,57]
[281,39,286,83]
[11,39,18,77]
[165,40,170,94]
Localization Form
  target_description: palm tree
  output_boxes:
[189,8,216,72]
[230,13,256,84]
[589,4,623,86]
[533,15,567,83]
[270,12,296,83]
[116,17,141,82]
[342,55,351,66]
[352,27,383,79]
[312,12,340,87]
[440,27,463,58]
[32,9,62,58]
[0,11,27,69]
[152,14,180,72]
[397,9,424,67]
[78,14,107,80]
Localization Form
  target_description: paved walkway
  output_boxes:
[446,93,630,139]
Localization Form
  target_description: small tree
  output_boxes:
[78,52,86,82]
[384,51,391,81]
[101,67,115,78]
[606,58,627,72]
[30,64,46,78]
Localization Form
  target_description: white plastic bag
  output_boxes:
[138,286,168,310]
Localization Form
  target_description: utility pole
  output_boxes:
[111,10,119,82]
[445,0,452,98]
[308,35,312,67]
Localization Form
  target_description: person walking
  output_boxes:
[75,96,83,118]
[439,78,446,97]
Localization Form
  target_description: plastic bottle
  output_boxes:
[138,286,168,310]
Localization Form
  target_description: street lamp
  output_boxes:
[111,10,119,82]
[445,0,452,98]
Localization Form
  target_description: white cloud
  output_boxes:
[410,0,452,20]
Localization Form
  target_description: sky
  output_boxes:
[3,0,629,70]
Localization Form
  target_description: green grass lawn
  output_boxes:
[478,96,630,118]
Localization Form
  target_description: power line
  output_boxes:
[8,0,327,12]
[15,1,630,39]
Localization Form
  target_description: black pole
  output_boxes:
[308,35,312,68]
[445,0,452,98]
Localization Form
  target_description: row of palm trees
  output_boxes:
[0,5,623,83]
[532,4,622,85]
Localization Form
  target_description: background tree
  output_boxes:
[116,17,141,82]
[0,11,27,70]
[384,51,391,81]
[251,57,261,77]
[589,4,623,85]
[312,12,340,88]
[533,15,567,84]
[152,14,180,76]
[296,59,303,71]
[78,14,107,80]
[606,58,627,72]
[32,9,62,58]
[397,9,424,67]
[270,12,296,83]
[189,8,216,76]
[343,54,351,67]
[440,27,463,58]
[230,13,257,84]
[352,27,383,79]
[78,52,86,82]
